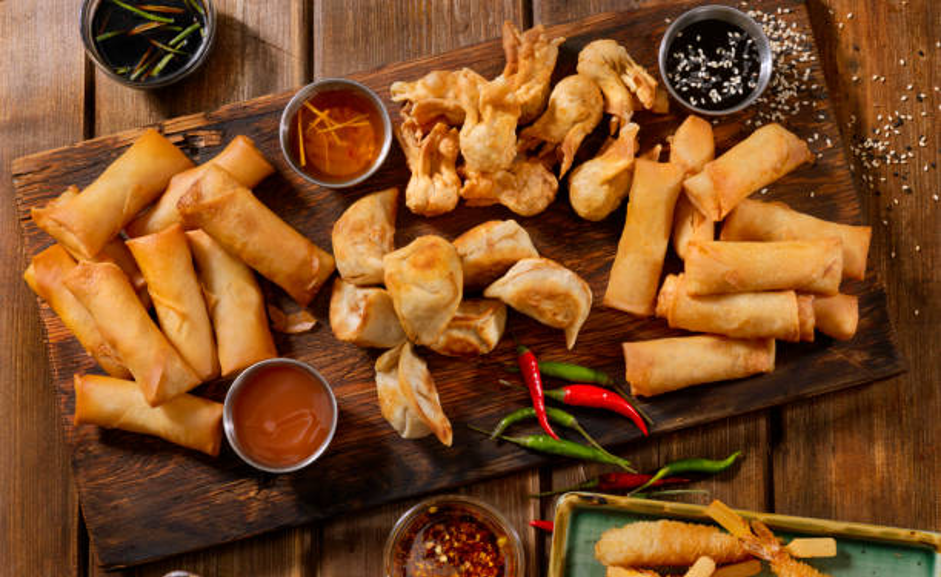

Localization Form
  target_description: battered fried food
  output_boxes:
[452,219,539,288]
[460,155,559,216]
[375,342,453,446]
[577,39,663,125]
[568,122,640,221]
[397,120,461,216]
[595,520,749,568]
[519,74,604,177]
[332,187,398,285]
[501,21,566,124]
[428,299,507,357]
[390,68,487,133]
[460,76,521,173]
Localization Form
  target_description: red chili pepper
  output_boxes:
[529,519,555,532]
[517,345,559,440]
[546,384,649,436]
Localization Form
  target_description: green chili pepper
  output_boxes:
[630,451,742,495]
[505,360,612,386]
[108,0,175,23]
[488,406,623,464]
[469,425,637,472]
[169,22,201,47]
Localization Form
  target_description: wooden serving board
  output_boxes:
[11,0,903,569]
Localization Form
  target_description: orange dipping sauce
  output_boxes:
[231,364,335,469]
[289,88,383,183]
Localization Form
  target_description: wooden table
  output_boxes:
[1,1,937,574]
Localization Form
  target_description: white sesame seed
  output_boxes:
[809,191,816,197]
[915,245,921,252]
[914,309,920,316]
[901,95,909,101]
[933,194,939,201]
[852,75,859,83]
[838,22,844,29]
[894,198,900,205]
[891,250,896,258]
[900,58,906,66]
[906,84,913,90]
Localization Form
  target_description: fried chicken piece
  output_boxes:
[519,74,604,177]
[461,155,559,216]
[568,122,640,221]
[390,68,487,133]
[501,21,566,124]
[396,120,461,216]
[577,39,663,125]
[459,76,521,173]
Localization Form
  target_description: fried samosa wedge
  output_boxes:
[484,257,591,350]
[460,76,521,173]
[375,342,452,446]
[501,21,565,124]
[429,299,507,357]
[397,120,461,216]
[383,235,463,345]
[452,219,539,289]
[568,122,640,221]
[332,187,398,285]
[519,74,604,177]
[329,278,406,348]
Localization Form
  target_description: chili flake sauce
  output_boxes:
[288,88,383,183]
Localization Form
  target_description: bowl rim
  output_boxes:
[279,77,394,189]
[222,357,338,474]
[382,494,526,577]
[79,0,217,90]
[657,4,773,116]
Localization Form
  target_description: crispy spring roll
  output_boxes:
[656,274,802,341]
[797,294,816,342]
[185,230,277,375]
[595,520,749,567]
[685,239,843,296]
[811,293,858,340]
[178,165,335,306]
[23,245,129,378]
[31,129,194,259]
[623,335,775,397]
[64,261,201,406]
[127,224,219,382]
[126,135,275,237]
[603,159,685,316]
[683,123,813,221]
[672,195,715,260]
[668,116,717,260]
[720,198,872,280]
[73,374,223,456]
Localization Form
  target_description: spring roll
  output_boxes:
[73,374,223,456]
[683,123,813,221]
[797,294,815,342]
[811,293,858,340]
[685,239,843,296]
[672,195,714,260]
[23,245,129,378]
[623,335,775,397]
[595,520,749,567]
[185,230,277,375]
[64,261,200,406]
[127,224,219,382]
[720,198,872,280]
[31,128,194,259]
[603,159,685,316]
[178,165,335,306]
[655,274,802,341]
[126,135,275,237]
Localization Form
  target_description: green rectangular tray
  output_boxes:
[548,493,941,577]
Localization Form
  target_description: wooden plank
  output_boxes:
[774,0,940,531]
[9,1,903,569]
[0,0,86,574]
[310,2,535,575]
[86,1,312,575]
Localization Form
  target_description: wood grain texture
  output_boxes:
[0,1,86,575]
[773,0,940,532]
[7,1,908,571]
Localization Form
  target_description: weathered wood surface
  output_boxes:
[9,0,904,569]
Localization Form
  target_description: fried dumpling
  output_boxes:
[375,342,453,446]
[577,39,664,125]
[519,75,603,177]
[383,235,463,345]
[484,257,592,350]
[329,278,406,348]
[332,187,398,285]
[460,155,559,216]
[459,76,521,173]
[390,68,487,133]
[452,220,539,288]
[501,21,566,124]
[429,299,507,357]
[397,120,461,216]
[568,123,640,221]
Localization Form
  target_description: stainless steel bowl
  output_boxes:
[658,5,772,116]
[223,357,338,474]
[80,0,217,90]
[279,78,393,189]
[383,494,526,577]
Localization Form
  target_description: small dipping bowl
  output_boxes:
[279,78,393,189]
[80,0,217,90]
[383,495,525,577]
[658,5,772,115]
[223,358,338,474]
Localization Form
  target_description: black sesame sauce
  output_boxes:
[666,19,761,111]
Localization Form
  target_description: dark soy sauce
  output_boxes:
[666,19,761,111]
